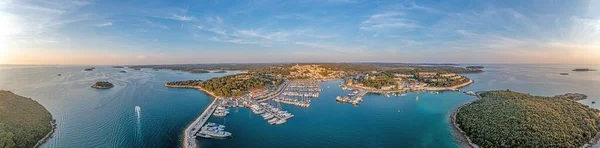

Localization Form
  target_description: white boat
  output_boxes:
[275,119,286,125]
[268,118,279,124]
[262,113,274,120]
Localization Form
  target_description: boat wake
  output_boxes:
[135,106,141,143]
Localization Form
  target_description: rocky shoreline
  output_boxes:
[425,79,473,91]
[451,102,478,148]
[34,119,57,148]
[164,84,217,98]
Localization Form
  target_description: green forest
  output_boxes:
[202,74,278,97]
[166,74,279,97]
[456,90,600,147]
[357,72,397,89]
[0,91,53,148]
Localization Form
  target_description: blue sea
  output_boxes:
[0,64,599,148]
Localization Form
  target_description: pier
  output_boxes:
[256,81,289,102]
[183,99,220,148]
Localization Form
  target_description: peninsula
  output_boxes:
[453,90,600,147]
[0,91,55,148]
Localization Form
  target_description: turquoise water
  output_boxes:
[1,64,599,147]
[0,66,238,147]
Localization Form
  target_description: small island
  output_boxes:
[213,70,227,73]
[119,71,127,73]
[573,68,597,72]
[91,81,114,89]
[0,90,55,148]
[453,90,600,147]
[84,67,95,71]
[112,66,125,68]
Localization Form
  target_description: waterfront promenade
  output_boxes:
[183,99,219,148]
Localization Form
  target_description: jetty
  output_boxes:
[256,81,289,102]
[183,99,220,148]
[336,90,366,105]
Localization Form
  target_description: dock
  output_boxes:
[183,99,220,148]
[256,81,289,102]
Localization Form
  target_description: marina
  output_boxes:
[336,90,366,105]
[183,99,220,148]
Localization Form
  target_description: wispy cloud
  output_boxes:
[168,14,195,21]
[360,11,422,30]
[143,19,169,29]
[96,22,113,27]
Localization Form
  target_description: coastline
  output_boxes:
[451,102,478,148]
[345,78,474,92]
[165,84,218,148]
[34,119,57,148]
[425,79,474,91]
[164,84,217,98]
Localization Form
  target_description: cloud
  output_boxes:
[143,19,168,29]
[96,22,112,27]
[205,16,223,25]
[136,55,146,59]
[360,11,422,30]
[168,14,195,21]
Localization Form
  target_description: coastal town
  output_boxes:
[160,63,479,148]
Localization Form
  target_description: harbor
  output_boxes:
[336,90,366,105]
[183,99,220,148]
[182,80,323,147]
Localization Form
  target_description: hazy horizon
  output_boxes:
[1,0,599,65]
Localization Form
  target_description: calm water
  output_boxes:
[1,64,599,148]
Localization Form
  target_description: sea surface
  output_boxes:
[1,64,599,148]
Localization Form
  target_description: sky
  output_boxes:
[0,0,599,65]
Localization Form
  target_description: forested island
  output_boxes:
[454,90,600,147]
[91,81,114,89]
[0,91,55,148]
[466,66,484,69]
[573,68,597,72]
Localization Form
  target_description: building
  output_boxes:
[417,72,437,78]
[449,75,462,80]
[439,73,457,78]
[394,74,414,78]
[429,79,447,82]
[381,85,396,90]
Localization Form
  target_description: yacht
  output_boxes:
[262,113,274,120]
[268,118,280,124]
[275,119,287,125]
